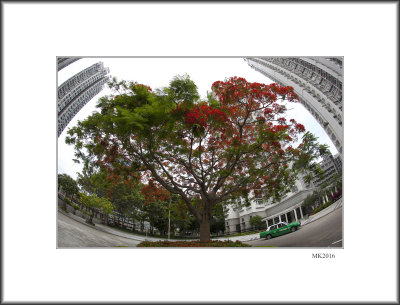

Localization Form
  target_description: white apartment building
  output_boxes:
[245,57,343,157]
[224,154,341,234]
[224,175,311,234]
[57,60,110,137]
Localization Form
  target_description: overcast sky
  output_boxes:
[58,57,338,180]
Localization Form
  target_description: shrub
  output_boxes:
[60,206,68,213]
[137,240,251,247]
[71,204,79,214]
[64,198,71,205]
[310,200,333,215]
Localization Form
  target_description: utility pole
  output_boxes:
[168,200,171,240]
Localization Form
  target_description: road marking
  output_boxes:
[331,239,342,245]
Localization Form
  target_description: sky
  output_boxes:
[58,57,339,180]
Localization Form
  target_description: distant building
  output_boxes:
[333,153,342,173]
[309,153,341,189]
[57,61,109,137]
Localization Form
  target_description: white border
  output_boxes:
[3,2,398,303]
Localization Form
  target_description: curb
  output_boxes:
[301,200,343,226]
[58,209,147,242]
[59,200,343,244]
[224,201,343,242]
[58,209,197,243]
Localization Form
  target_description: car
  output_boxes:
[259,221,301,240]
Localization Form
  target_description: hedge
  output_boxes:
[137,240,251,247]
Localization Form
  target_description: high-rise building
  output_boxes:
[57,57,82,71]
[245,57,343,156]
[57,61,109,137]
[309,153,341,189]
[333,153,342,174]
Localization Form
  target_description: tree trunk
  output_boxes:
[199,215,211,242]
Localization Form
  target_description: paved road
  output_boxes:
[246,207,343,248]
[57,211,140,248]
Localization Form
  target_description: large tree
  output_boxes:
[66,75,328,241]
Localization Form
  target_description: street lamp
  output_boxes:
[168,199,171,240]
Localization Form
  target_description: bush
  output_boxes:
[71,204,79,214]
[331,191,342,202]
[64,198,71,205]
[137,240,251,247]
[60,206,68,213]
[310,201,333,215]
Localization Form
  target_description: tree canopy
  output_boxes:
[58,173,80,201]
[249,215,265,230]
[66,75,328,241]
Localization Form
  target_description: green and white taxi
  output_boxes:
[260,221,301,240]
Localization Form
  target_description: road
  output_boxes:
[57,211,140,248]
[58,206,342,248]
[246,207,343,247]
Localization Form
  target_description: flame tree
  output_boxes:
[66,75,328,241]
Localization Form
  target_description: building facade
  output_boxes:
[333,153,342,173]
[245,57,343,156]
[224,176,311,234]
[57,62,109,137]
[224,155,341,234]
[57,57,81,71]
[305,153,342,189]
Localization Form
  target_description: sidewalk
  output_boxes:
[300,197,343,226]
[212,198,343,242]
[58,197,343,244]
[58,209,193,243]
